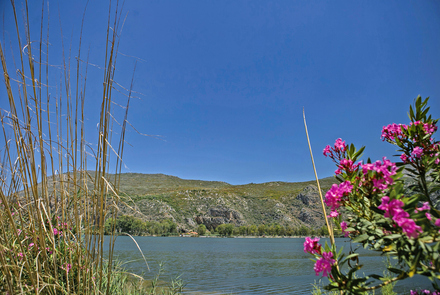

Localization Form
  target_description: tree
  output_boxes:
[297,225,310,236]
[224,224,234,236]
[248,225,258,236]
[285,226,294,236]
[216,224,226,236]
[257,224,266,236]
[197,224,206,236]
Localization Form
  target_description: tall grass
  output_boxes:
[0,0,136,293]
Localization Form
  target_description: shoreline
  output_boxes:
[108,234,331,239]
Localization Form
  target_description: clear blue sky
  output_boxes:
[1,1,439,184]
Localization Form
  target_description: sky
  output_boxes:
[1,0,440,185]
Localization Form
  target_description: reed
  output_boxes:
[302,109,335,245]
[0,0,136,293]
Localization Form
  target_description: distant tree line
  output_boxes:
[104,215,178,236]
[210,223,329,237]
[104,215,330,237]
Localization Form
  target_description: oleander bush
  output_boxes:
[305,96,440,294]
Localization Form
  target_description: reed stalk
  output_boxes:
[302,109,335,246]
[303,109,345,295]
[0,0,134,293]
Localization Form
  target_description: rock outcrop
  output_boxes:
[296,185,320,206]
[195,207,244,230]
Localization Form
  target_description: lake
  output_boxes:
[105,236,433,294]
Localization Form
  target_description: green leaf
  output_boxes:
[388,267,404,275]
[369,274,383,280]
[352,233,369,243]
[344,253,359,260]
[409,105,415,120]
[353,146,365,161]
[416,95,421,110]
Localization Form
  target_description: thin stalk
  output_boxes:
[303,108,335,246]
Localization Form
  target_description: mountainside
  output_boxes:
[116,173,338,232]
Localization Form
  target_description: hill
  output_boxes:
[114,173,338,232]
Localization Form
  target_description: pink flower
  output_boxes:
[323,145,332,157]
[323,138,348,162]
[435,219,440,227]
[304,237,322,255]
[28,243,34,248]
[314,251,335,277]
[426,213,432,220]
[395,217,422,239]
[423,123,437,134]
[324,181,353,212]
[325,184,343,212]
[340,221,350,237]
[378,197,406,218]
[381,123,407,141]
[339,181,353,194]
[53,228,59,236]
[334,138,346,150]
[328,211,339,218]
[361,158,397,192]
[378,196,422,238]
[337,158,360,174]
[412,147,423,158]
[400,153,408,163]
[64,263,72,273]
[415,202,430,213]
[411,121,422,126]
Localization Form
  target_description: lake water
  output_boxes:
[106,236,433,294]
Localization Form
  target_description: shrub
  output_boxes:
[304,96,440,293]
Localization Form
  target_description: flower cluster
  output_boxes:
[323,138,348,162]
[382,118,438,166]
[411,290,440,295]
[423,122,438,135]
[304,237,335,277]
[381,123,407,141]
[335,158,360,175]
[360,157,397,192]
[340,221,350,237]
[378,196,422,239]
[314,251,335,277]
[401,142,440,164]
[304,237,322,255]
[324,181,353,217]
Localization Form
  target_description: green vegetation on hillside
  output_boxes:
[104,215,178,236]
[106,214,332,237]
